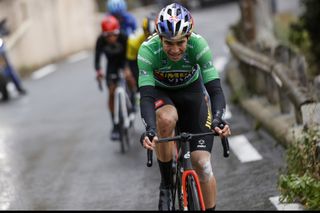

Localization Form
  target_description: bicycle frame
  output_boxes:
[113,71,134,129]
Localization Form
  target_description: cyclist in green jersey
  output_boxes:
[139,3,231,211]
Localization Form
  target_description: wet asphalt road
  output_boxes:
[0,1,298,210]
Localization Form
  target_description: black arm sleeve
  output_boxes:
[205,79,226,120]
[139,86,157,132]
[94,36,103,71]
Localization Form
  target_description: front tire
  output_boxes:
[186,175,201,210]
[118,97,126,154]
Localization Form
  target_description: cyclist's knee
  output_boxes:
[197,158,214,183]
[192,152,214,183]
[156,106,178,135]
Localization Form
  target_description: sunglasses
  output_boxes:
[103,30,120,37]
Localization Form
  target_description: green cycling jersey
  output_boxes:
[137,32,220,89]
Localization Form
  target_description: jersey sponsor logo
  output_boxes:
[183,54,190,63]
[182,64,192,68]
[202,61,213,69]
[154,47,163,54]
[138,54,152,65]
[197,139,206,148]
[154,69,196,84]
[155,99,165,109]
[154,68,197,86]
[196,46,209,60]
[103,42,124,55]
[139,70,148,76]
[184,151,190,159]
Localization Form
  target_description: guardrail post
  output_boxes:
[315,75,320,101]
[290,55,308,87]
[294,107,303,124]
[273,45,292,114]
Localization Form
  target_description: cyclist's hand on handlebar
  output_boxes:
[212,118,231,138]
[140,129,158,151]
[96,69,104,81]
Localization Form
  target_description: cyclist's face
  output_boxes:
[162,37,188,62]
[103,31,119,44]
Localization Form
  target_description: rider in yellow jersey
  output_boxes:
[126,12,157,87]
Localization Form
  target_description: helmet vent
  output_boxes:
[184,14,189,22]
[167,20,173,33]
[182,26,188,34]
[176,20,181,34]
[177,8,181,16]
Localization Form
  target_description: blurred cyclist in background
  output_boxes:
[94,15,136,141]
[0,19,27,96]
[123,12,157,113]
[106,0,137,36]
[126,12,157,88]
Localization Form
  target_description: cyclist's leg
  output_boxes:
[153,91,177,210]
[106,65,120,140]
[124,65,137,92]
[191,151,216,210]
[124,64,137,112]
[155,104,177,161]
[172,80,216,209]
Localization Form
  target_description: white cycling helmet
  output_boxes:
[156,3,194,40]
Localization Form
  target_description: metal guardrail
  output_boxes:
[226,31,314,124]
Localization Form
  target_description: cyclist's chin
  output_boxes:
[168,54,183,62]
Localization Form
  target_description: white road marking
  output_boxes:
[228,135,263,163]
[269,196,304,210]
[31,64,56,80]
[66,51,89,63]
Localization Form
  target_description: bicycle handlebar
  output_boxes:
[158,132,230,157]
[97,78,103,91]
[146,131,156,167]
[146,130,230,167]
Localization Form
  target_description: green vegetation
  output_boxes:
[274,0,320,78]
[278,125,320,210]
[299,0,320,77]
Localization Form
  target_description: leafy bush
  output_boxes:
[289,0,320,76]
[301,0,320,64]
[278,125,320,210]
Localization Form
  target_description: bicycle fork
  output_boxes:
[182,170,206,211]
[180,139,206,211]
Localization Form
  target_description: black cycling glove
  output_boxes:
[140,129,157,147]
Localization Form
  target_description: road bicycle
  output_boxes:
[114,70,136,153]
[98,70,136,154]
[145,125,229,211]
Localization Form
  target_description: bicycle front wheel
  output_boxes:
[117,96,127,154]
[119,123,126,154]
[186,175,201,211]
